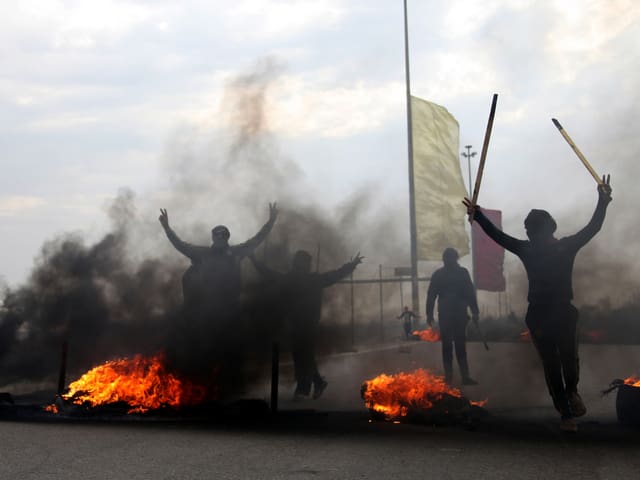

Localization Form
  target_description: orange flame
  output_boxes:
[584,329,605,342]
[412,328,441,342]
[62,354,207,413]
[624,376,640,387]
[519,330,531,341]
[362,369,486,419]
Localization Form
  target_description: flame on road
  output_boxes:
[362,368,486,420]
[412,328,440,342]
[62,354,207,413]
[584,329,605,342]
[624,376,640,387]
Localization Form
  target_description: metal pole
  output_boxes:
[270,342,279,413]
[350,272,355,346]
[462,145,476,199]
[403,0,420,316]
[379,264,384,342]
[461,145,477,282]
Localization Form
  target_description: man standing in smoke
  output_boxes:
[426,248,480,386]
[158,203,278,389]
[463,177,612,432]
[249,250,363,400]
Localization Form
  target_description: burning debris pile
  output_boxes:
[361,369,486,425]
[411,328,440,342]
[58,354,208,414]
[603,376,640,427]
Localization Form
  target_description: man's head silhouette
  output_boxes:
[211,225,230,246]
[442,247,459,267]
[292,250,312,273]
[524,209,556,242]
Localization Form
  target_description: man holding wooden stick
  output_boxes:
[463,175,612,432]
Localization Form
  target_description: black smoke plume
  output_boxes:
[0,59,406,397]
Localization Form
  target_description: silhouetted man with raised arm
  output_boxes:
[158,203,278,389]
[159,203,278,318]
[426,247,480,385]
[250,250,363,400]
[463,176,612,432]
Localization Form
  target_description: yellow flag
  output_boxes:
[411,96,469,260]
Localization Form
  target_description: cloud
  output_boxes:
[545,0,640,83]
[5,0,156,49]
[0,196,46,217]
[227,0,347,40]
[267,75,405,138]
[26,114,101,131]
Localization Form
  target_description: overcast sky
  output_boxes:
[2,0,639,303]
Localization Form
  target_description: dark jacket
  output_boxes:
[473,196,609,305]
[164,215,276,307]
[251,258,358,339]
[426,265,479,320]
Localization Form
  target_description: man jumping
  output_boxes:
[463,176,612,432]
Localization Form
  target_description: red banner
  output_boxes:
[472,209,506,291]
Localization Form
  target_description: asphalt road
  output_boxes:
[1,341,639,479]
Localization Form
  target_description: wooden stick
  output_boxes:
[471,94,499,205]
[552,118,604,186]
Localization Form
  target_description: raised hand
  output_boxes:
[351,252,364,266]
[462,197,478,222]
[159,208,170,229]
[598,174,612,202]
[269,202,279,221]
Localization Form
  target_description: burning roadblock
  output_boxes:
[360,369,487,426]
[57,354,208,414]
[603,376,640,427]
[411,328,440,342]
[18,351,271,421]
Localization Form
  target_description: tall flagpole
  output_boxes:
[403,0,419,315]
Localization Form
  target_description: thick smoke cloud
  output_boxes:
[0,59,406,395]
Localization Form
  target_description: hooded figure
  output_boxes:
[250,250,363,400]
[464,178,613,432]
[158,203,278,393]
[426,248,480,385]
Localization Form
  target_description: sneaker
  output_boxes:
[462,377,479,386]
[568,392,587,417]
[312,379,328,400]
[560,416,578,433]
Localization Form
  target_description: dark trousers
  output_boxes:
[440,315,470,379]
[292,338,322,395]
[526,303,579,417]
[403,321,412,339]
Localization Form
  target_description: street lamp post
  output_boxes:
[461,145,477,283]
[461,145,476,197]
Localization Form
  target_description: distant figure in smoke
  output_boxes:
[463,176,612,432]
[158,203,278,388]
[249,250,363,400]
[397,306,418,340]
[426,248,480,386]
